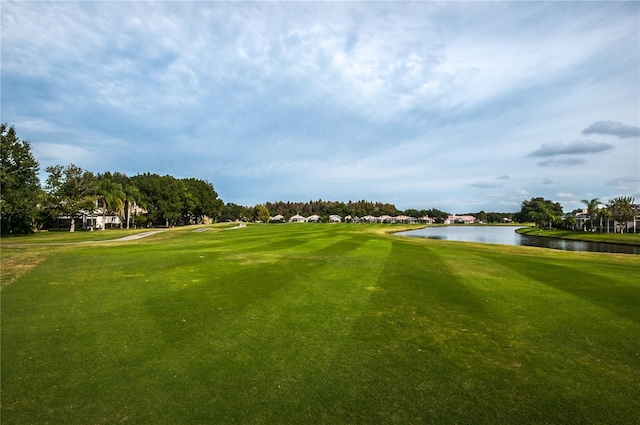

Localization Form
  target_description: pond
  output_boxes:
[397,226,640,255]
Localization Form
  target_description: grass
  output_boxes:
[0,223,241,245]
[2,223,639,424]
[516,227,640,246]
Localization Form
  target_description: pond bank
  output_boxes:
[516,227,640,246]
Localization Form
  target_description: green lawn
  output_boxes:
[2,224,639,424]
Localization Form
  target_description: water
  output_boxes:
[397,226,640,255]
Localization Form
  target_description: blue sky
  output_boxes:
[2,1,638,213]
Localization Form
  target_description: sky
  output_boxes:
[2,1,639,214]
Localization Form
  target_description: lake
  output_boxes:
[397,226,640,255]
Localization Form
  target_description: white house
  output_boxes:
[419,216,435,224]
[307,214,321,223]
[380,215,396,223]
[289,214,307,223]
[444,215,476,224]
[54,208,123,230]
[329,214,342,223]
[270,214,284,222]
[394,215,418,224]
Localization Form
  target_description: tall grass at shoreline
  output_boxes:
[2,224,639,424]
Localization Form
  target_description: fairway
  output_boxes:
[2,224,639,424]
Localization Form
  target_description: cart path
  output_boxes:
[192,223,246,232]
[109,231,165,241]
[1,230,166,247]
[3,225,247,247]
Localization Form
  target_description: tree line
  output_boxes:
[1,124,222,234]
[513,196,638,233]
[220,200,454,223]
[2,124,636,234]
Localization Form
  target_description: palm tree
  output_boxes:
[122,183,143,229]
[607,196,635,233]
[580,198,601,232]
[563,214,576,230]
[93,179,125,230]
[597,205,612,233]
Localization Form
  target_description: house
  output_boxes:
[378,215,392,223]
[270,214,285,222]
[394,215,418,224]
[444,215,476,224]
[52,208,123,231]
[289,214,307,223]
[419,216,435,224]
[307,214,321,223]
[329,214,342,223]
[574,209,590,230]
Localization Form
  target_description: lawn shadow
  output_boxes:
[479,254,640,324]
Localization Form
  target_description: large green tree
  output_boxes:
[131,173,186,227]
[514,197,563,229]
[255,204,271,222]
[44,164,95,231]
[181,178,223,224]
[0,124,41,234]
[219,203,249,222]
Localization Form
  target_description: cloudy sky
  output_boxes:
[2,1,639,213]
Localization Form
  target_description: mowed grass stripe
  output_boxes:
[1,224,639,424]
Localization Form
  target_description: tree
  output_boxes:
[256,204,271,222]
[0,124,41,234]
[580,198,601,231]
[598,206,612,233]
[181,178,223,224]
[44,164,95,231]
[122,182,143,229]
[131,173,186,227]
[92,178,125,230]
[563,214,577,230]
[220,203,249,222]
[476,210,488,223]
[514,197,563,229]
[607,196,635,233]
[426,208,449,222]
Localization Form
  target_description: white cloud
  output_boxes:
[557,192,575,199]
[32,143,94,165]
[2,1,638,213]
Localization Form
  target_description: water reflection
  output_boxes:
[398,226,640,255]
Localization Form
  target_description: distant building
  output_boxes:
[419,216,435,224]
[444,215,476,224]
[289,214,307,223]
[329,214,342,223]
